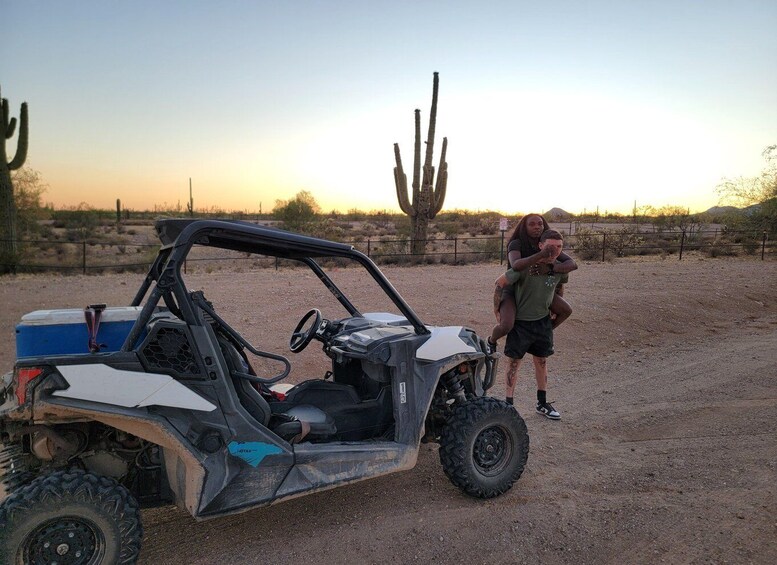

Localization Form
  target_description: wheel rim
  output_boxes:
[22,516,105,565]
[473,424,513,476]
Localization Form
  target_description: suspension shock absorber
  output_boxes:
[0,443,32,501]
[442,363,470,404]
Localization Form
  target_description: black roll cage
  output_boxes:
[122,219,429,352]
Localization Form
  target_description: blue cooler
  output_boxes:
[15,307,144,358]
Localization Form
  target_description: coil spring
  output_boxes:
[0,443,32,501]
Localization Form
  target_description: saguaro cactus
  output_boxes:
[116,199,122,224]
[393,72,448,256]
[0,85,28,274]
[187,178,194,217]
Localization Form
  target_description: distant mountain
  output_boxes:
[703,204,761,216]
[704,206,740,215]
[544,207,572,220]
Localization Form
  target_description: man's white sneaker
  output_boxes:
[536,401,561,420]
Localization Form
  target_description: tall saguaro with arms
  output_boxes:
[393,72,448,256]
[0,85,28,274]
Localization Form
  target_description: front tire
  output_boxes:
[0,469,143,564]
[439,397,529,498]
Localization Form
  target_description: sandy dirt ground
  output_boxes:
[1,255,775,564]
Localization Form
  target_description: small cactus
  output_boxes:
[0,85,28,273]
[116,198,122,224]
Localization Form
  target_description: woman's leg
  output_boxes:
[490,290,516,345]
[550,294,572,329]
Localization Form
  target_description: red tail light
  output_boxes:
[15,367,44,405]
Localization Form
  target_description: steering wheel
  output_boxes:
[290,309,322,353]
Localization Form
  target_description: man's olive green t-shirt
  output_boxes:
[504,268,569,322]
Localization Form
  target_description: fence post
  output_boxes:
[679,230,686,261]
[367,238,371,257]
[454,237,458,263]
[601,232,606,262]
[762,231,768,260]
[82,241,87,274]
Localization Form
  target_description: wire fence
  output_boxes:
[0,228,774,275]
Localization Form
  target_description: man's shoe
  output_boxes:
[536,401,561,420]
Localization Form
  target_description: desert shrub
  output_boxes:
[309,218,346,241]
[467,236,501,261]
[472,218,498,236]
[373,237,410,263]
[741,237,760,255]
[437,221,460,238]
[37,225,54,239]
[355,222,378,237]
[54,204,101,240]
[570,228,602,260]
[572,227,654,258]
[605,227,645,257]
[318,257,350,269]
[394,217,412,239]
[420,254,439,265]
[706,244,739,258]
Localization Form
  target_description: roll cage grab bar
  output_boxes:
[189,291,291,384]
[122,220,429,353]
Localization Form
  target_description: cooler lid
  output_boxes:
[19,307,144,326]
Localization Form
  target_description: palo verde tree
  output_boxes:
[717,144,777,233]
[273,190,320,233]
[11,167,47,237]
[0,84,29,274]
[393,72,448,255]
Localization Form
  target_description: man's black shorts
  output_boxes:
[504,316,554,359]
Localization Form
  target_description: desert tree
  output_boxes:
[393,72,448,255]
[716,145,777,232]
[273,190,320,233]
[649,205,705,237]
[10,167,47,237]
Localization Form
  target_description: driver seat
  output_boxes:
[219,337,336,442]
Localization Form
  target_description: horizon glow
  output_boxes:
[4,1,776,216]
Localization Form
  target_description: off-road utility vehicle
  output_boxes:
[0,219,528,564]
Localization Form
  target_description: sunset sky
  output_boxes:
[3,0,776,215]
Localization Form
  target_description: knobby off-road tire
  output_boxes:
[439,397,529,498]
[0,469,143,564]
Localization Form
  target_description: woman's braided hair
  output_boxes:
[508,213,550,258]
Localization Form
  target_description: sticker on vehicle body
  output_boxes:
[399,382,407,404]
[227,441,283,467]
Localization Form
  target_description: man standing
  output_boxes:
[502,229,569,419]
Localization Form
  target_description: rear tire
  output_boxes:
[439,397,529,498]
[0,468,143,564]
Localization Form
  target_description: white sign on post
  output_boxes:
[499,217,508,231]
